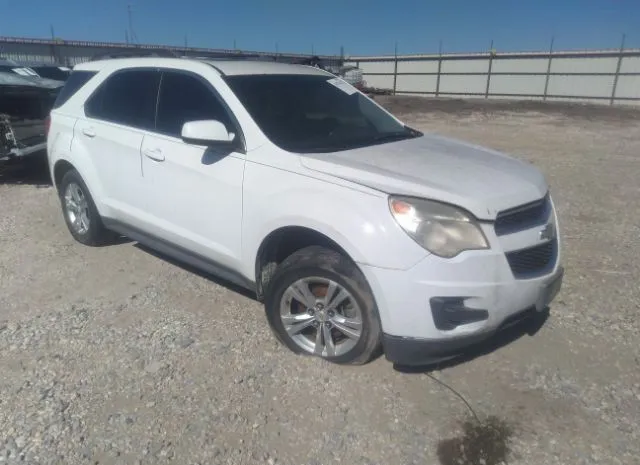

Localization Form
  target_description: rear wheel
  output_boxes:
[265,246,382,365]
[58,169,115,246]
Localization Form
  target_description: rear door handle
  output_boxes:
[143,148,165,162]
[82,127,96,138]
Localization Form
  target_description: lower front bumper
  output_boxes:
[382,305,544,366]
[383,265,564,366]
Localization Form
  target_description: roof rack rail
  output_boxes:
[204,55,281,62]
[89,49,180,61]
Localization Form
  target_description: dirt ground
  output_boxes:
[1,97,639,465]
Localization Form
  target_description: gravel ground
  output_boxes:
[1,97,639,465]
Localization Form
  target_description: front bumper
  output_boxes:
[359,227,563,365]
[383,267,563,366]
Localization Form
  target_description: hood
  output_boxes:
[299,132,548,220]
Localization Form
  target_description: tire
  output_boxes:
[58,168,115,246]
[265,245,382,365]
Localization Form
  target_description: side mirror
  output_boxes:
[181,120,236,147]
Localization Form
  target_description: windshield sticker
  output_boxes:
[327,77,357,95]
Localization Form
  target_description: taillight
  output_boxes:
[44,115,51,137]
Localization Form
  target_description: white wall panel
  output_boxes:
[547,75,614,97]
[396,74,438,93]
[439,75,487,94]
[397,60,439,74]
[491,58,548,73]
[614,76,640,99]
[361,74,394,90]
[441,59,488,73]
[359,61,395,74]
[550,57,617,74]
[620,57,640,73]
[489,75,547,95]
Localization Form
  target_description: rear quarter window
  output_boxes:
[52,70,97,109]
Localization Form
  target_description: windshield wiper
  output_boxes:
[370,130,417,144]
[291,128,422,153]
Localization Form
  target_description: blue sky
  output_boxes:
[0,0,638,56]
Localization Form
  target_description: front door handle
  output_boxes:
[82,127,96,138]
[143,148,165,162]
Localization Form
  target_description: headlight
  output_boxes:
[388,196,489,258]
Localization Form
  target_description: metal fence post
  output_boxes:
[485,40,494,98]
[543,36,555,100]
[393,42,398,95]
[435,40,442,97]
[610,33,626,105]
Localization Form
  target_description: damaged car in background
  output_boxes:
[1,69,63,163]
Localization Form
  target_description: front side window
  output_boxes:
[85,69,160,131]
[225,74,420,153]
[156,71,233,138]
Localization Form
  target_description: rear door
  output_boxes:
[139,69,246,269]
[74,68,160,227]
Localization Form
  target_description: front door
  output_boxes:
[140,70,246,270]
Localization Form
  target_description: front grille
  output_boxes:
[495,194,551,236]
[506,239,557,278]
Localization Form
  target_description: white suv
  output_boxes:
[46,57,563,366]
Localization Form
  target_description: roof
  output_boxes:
[74,57,331,77]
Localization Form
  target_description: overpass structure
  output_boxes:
[0,36,343,67]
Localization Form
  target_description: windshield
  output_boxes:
[224,74,421,153]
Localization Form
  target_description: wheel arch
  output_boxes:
[52,156,108,218]
[254,225,359,301]
[53,159,76,192]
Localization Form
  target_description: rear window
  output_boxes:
[52,70,97,109]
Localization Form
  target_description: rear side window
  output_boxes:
[85,69,160,131]
[156,71,233,137]
[52,70,97,109]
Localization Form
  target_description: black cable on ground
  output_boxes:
[425,372,481,424]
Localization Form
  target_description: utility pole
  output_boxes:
[436,39,443,97]
[127,4,139,44]
[49,25,56,64]
[393,41,398,95]
[543,36,555,100]
[485,39,495,99]
[610,33,626,105]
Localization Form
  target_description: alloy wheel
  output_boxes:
[279,277,363,358]
[64,182,91,235]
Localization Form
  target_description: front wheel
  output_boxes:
[264,246,382,365]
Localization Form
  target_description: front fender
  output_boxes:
[240,161,428,280]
